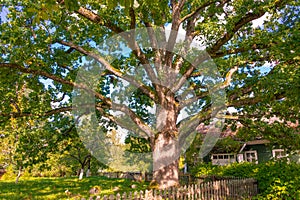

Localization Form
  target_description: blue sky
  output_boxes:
[0,6,8,23]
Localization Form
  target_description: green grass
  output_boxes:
[0,176,149,199]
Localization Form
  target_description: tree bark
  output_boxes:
[86,157,91,177]
[78,168,84,180]
[151,84,181,189]
[86,168,90,177]
[15,166,22,184]
[153,133,180,189]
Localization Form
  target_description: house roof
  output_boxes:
[239,139,270,153]
[245,139,270,145]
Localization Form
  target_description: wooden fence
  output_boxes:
[99,172,147,182]
[98,172,195,185]
[90,178,258,200]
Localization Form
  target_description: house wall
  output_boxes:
[244,144,272,163]
[291,152,300,163]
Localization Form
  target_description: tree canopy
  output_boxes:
[0,0,299,188]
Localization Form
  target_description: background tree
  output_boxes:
[0,0,299,188]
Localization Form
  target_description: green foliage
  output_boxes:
[0,165,16,180]
[255,160,300,199]
[190,162,221,177]
[211,137,242,153]
[221,162,258,178]
[0,0,299,188]
[191,162,258,178]
[191,160,300,199]
[29,153,74,177]
[125,135,151,153]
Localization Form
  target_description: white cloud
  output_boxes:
[165,24,206,50]
[227,107,238,114]
[251,12,271,28]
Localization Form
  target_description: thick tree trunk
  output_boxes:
[152,133,180,189]
[153,159,179,189]
[152,86,180,189]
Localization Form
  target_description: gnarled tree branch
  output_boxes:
[74,7,158,84]
[207,10,266,55]
[57,41,157,101]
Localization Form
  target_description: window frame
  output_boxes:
[211,153,236,165]
[272,149,287,159]
[244,150,258,164]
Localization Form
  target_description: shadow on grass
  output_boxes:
[0,176,149,199]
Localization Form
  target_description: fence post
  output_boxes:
[216,180,220,200]
[193,184,197,199]
[162,188,166,199]
[232,178,236,199]
[145,189,151,199]
[153,189,157,200]
[190,184,194,200]
[182,185,186,200]
[201,182,205,200]
[176,186,180,200]
[202,182,207,200]
[213,181,217,200]
[116,193,121,200]
[122,192,127,200]
[166,187,170,199]
[171,186,176,200]
[209,181,213,200]
[128,191,132,200]
[159,189,163,200]
[132,191,136,200]
[139,190,143,199]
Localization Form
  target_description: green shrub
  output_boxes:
[190,162,258,178]
[221,162,258,178]
[255,160,300,199]
[190,162,222,177]
[191,161,300,199]
[1,165,15,180]
[1,165,31,181]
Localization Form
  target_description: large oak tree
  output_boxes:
[0,0,299,188]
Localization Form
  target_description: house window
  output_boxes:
[237,154,244,163]
[244,151,258,164]
[272,149,287,159]
[211,153,236,166]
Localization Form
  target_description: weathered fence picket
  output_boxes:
[87,177,257,200]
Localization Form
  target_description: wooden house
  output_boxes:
[209,139,299,165]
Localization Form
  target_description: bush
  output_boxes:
[190,162,222,177]
[190,162,258,178]
[221,162,258,178]
[255,160,300,199]
[0,165,15,180]
[1,165,31,181]
[191,160,300,199]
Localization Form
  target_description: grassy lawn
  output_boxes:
[0,176,149,199]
